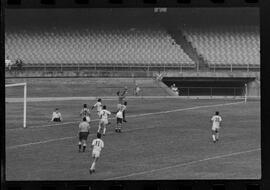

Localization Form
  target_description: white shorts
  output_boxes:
[212,126,220,132]
[97,111,101,117]
[100,119,108,125]
[92,150,101,158]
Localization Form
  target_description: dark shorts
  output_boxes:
[117,117,123,124]
[53,118,61,122]
[79,132,89,141]
[212,128,219,133]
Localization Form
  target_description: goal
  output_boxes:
[5,82,27,128]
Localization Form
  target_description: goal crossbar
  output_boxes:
[5,82,27,88]
[6,82,27,128]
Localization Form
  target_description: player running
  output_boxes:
[98,105,111,136]
[89,133,104,174]
[80,104,91,123]
[91,98,102,117]
[211,111,222,143]
[78,117,91,152]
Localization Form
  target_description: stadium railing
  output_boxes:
[209,62,260,72]
[177,86,260,98]
[6,62,196,72]
[6,62,260,73]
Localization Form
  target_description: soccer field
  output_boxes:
[5,98,260,180]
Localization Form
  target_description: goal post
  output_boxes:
[5,82,27,128]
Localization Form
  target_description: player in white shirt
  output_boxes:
[134,84,141,96]
[91,98,102,117]
[116,88,128,123]
[80,104,91,123]
[51,108,63,122]
[115,105,124,133]
[78,117,91,152]
[89,133,104,174]
[211,111,222,143]
[98,105,111,136]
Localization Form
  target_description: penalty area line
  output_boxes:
[105,148,261,180]
[7,101,245,132]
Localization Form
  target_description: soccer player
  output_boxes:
[51,108,63,122]
[116,87,128,111]
[78,117,91,152]
[89,133,104,174]
[98,105,111,136]
[80,104,91,123]
[115,105,124,133]
[211,111,222,143]
[122,101,127,123]
[134,84,141,96]
[91,98,102,117]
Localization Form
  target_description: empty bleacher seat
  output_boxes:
[5,23,195,67]
[182,25,260,67]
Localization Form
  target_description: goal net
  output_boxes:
[5,83,27,128]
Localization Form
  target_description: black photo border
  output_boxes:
[1,0,267,190]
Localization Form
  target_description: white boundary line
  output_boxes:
[6,136,75,150]
[6,121,79,131]
[6,125,159,150]
[7,101,245,132]
[6,101,245,149]
[126,101,245,118]
[105,148,261,180]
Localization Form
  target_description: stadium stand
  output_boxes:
[5,10,195,68]
[5,8,260,72]
[182,25,260,69]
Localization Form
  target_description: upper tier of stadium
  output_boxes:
[5,26,194,66]
[182,25,259,67]
[5,8,259,69]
